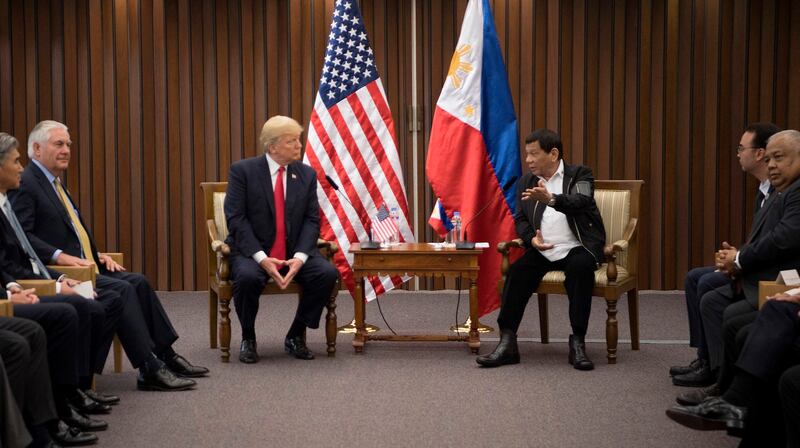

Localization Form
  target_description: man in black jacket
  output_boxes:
[477,129,605,370]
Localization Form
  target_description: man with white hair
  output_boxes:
[224,115,338,364]
[11,120,207,392]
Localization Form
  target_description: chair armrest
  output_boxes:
[16,279,57,296]
[101,252,124,266]
[602,217,638,285]
[316,239,339,262]
[0,299,12,317]
[46,265,97,286]
[497,238,524,275]
[206,219,231,282]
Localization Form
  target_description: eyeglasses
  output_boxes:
[736,145,759,154]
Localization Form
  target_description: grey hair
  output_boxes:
[28,120,68,158]
[0,132,19,164]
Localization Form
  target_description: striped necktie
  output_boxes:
[54,178,98,273]
[2,200,51,279]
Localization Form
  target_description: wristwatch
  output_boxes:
[547,195,557,207]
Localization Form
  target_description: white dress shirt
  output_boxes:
[538,160,581,262]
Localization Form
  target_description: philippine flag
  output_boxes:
[425,0,522,317]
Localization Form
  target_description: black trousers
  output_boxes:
[497,246,596,336]
[699,284,757,371]
[230,254,338,340]
[91,289,123,374]
[718,310,758,391]
[12,301,80,388]
[96,271,179,368]
[779,365,800,448]
[0,316,58,426]
[683,266,730,360]
[0,354,32,448]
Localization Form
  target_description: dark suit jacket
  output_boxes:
[9,163,108,274]
[0,211,61,284]
[738,176,800,306]
[224,155,321,259]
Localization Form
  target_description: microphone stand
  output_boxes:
[322,174,380,333]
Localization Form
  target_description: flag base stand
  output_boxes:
[338,319,380,334]
[449,317,494,333]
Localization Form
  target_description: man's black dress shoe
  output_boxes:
[83,389,119,406]
[672,359,715,387]
[669,358,703,377]
[61,406,108,432]
[69,389,111,415]
[164,353,209,377]
[676,382,721,406]
[49,420,98,446]
[568,334,594,371]
[285,336,315,360]
[476,330,520,367]
[666,397,746,432]
[239,339,259,364]
[137,366,196,391]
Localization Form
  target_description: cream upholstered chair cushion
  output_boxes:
[540,189,632,286]
[213,192,229,241]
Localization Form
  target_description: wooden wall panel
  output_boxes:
[0,0,797,292]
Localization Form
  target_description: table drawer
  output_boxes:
[355,253,477,270]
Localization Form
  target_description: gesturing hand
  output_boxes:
[531,229,554,251]
[521,179,554,204]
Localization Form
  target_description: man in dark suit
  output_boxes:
[476,129,606,371]
[10,120,204,391]
[671,122,781,390]
[224,115,338,364]
[1,312,99,446]
[0,132,124,415]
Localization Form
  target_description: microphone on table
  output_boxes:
[324,174,380,250]
[455,176,519,250]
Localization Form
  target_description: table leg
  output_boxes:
[353,276,366,353]
[468,277,480,353]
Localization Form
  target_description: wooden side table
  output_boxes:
[350,243,483,353]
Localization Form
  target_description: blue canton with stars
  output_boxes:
[319,0,378,109]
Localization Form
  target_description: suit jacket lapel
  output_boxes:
[283,164,297,221]
[747,192,778,242]
[256,156,275,218]
[31,164,74,230]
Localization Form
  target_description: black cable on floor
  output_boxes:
[454,275,462,336]
[374,290,397,335]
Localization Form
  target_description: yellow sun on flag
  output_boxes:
[447,44,473,89]
[464,104,475,117]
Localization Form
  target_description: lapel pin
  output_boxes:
[291,173,297,180]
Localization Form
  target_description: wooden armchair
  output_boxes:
[498,180,644,364]
[200,182,340,362]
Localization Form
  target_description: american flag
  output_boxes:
[371,203,399,242]
[303,0,414,301]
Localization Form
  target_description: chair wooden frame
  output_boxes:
[201,182,339,362]
[498,180,643,364]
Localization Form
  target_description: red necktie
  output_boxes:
[272,166,287,260]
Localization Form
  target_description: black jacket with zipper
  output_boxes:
[514,163,606,264]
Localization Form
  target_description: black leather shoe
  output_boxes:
[285,336,315,360]
[666,397,746,432]
[137,366,196,391]
[568,334,595,371]
[61,406,108,432]
[476,330,520,367]
[69,389,111,415]
[672,359,715,387]
[164,353,209,377]
[239,339,259,364]
[83,389,119,406]
[50,420,98,446]
[670,358,704,377]
[676,382,722,406]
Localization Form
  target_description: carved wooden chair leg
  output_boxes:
[325,291,337,356]
[627,289,640,350]
[209,290,218,349]
[219,297,232,362]
[113,336,123,373]
[537,293,549,343]
[605,297,619,364]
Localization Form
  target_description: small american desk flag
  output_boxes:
[371,204,399,242]
[303,0,414,301]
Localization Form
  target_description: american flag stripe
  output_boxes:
[303,0,412,301]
